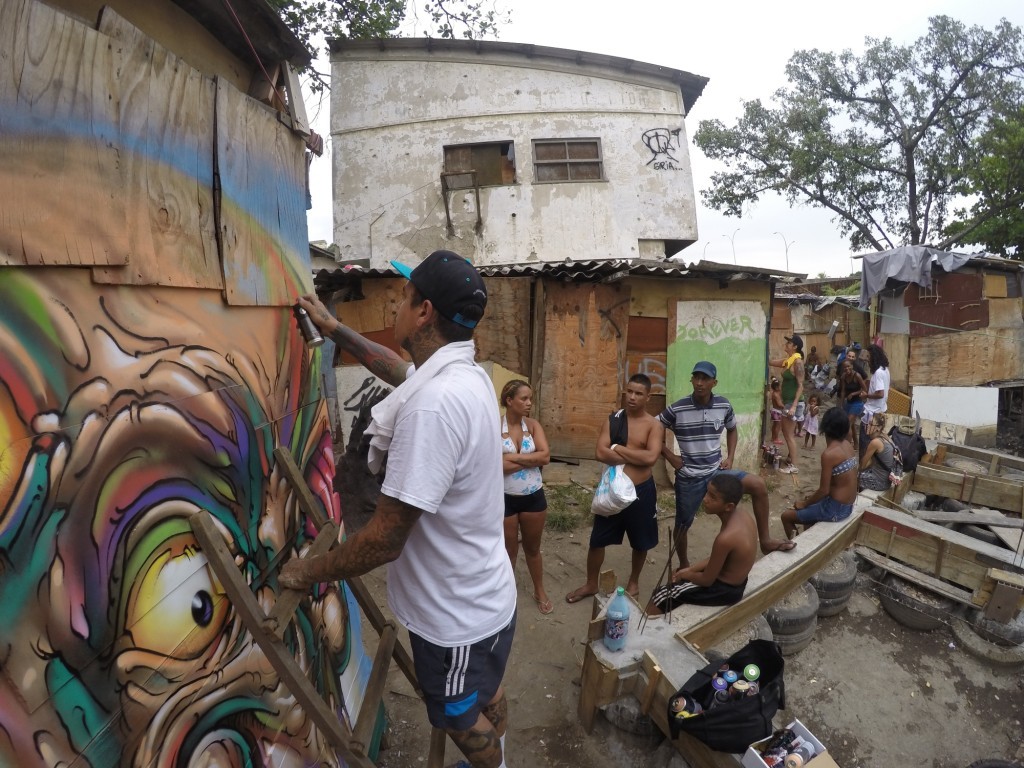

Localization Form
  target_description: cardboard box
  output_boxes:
[742,719,841,768]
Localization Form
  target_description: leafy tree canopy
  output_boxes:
[271,0,509,90]
[694,16,1024,253]
[944,103,1024,257]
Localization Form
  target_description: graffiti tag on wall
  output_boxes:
[642,128,683,170]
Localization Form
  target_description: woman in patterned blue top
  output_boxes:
[500,380,553,614]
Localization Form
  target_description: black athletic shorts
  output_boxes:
[504,488,547,517]
[650,578,747,614]
[589,476,658,551]
[408,613,517,730]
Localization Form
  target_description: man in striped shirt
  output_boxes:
[659,361,793,567]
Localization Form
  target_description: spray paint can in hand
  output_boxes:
[294,304,325,348]
[603,586,630,652]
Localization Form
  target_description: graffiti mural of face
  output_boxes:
[0,270,365,767]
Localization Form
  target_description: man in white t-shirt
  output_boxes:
[281,251,516,768]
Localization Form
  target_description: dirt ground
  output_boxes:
[359,442,1024,768]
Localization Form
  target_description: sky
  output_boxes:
[304,0,1022,277]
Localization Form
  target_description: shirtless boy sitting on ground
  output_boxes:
[646,473,755,616]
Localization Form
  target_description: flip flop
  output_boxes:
[565,587,597,604]
[763,539,797,553]
[533,594,554,615]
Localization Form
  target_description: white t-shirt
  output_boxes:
[863,366,891,422]
[383,358,516,646]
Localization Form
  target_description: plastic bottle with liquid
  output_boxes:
[603,586,630,652]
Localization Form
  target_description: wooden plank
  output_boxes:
[427,727,447,768]
[282,61,310,136]
[856,507,1024,592]
[346,575,422,697]
[216,77,312,307]
[854,547,975,605]
[930,441,1024,473]
[273,446,330,528]
[0,0,128,266]
[638,652,661,715]
[351,622,397,756]
[190,511,373,768]
[679,512,861,651]
[578,642,620,733]
[538,282,630,458]
[912,511,1024,529]
[91,9,221,289]
[267,521,339,635]
[910,463,1024,515]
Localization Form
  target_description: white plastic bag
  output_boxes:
[591,464,637,517]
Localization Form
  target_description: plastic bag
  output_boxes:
[591,464,637,516]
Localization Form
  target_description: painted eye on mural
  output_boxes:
[124,529,230,659]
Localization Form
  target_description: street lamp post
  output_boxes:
[703,242,711,259]
[772,231,795,272]
[722,228,740,264]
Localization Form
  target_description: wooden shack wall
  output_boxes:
[771,297,866,363]
[0,3,373,767]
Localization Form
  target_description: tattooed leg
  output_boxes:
[446,688,507,768]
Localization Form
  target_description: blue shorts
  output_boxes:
[844,400,865,417]
[409,613,517,730]
[795,495,854,524]
[674,469,748,530]
[590,476,658,551]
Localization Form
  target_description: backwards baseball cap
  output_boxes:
[391,250,487,329]
[692,361,717,378]
[851,342,862,351]
[785,334,804,352]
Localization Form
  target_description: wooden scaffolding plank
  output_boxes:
[910,463,1024,515]
[855,507,1024,596]
[912,511,1024,529]
[267,521,339,636]
[273,446,330,528]
[352,622,397,756]
[190,510,374,768]
[854,547,975,605]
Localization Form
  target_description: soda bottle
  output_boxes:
[603,586,630,651]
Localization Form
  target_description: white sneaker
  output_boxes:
[779,464,799,474]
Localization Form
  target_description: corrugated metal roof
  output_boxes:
[313,257,803,291]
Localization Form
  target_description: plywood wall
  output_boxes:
[538,281,629,458]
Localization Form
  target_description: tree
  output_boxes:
[271,0,509,90]
[694,16,1024,253]
[943,103,1024,257]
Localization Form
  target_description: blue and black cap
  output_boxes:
[392,250,488,329]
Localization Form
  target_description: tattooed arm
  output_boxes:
[279,494,421,589]
[296,293,411,387]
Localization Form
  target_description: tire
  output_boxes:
[773,618,817,656]
[952,614,1024,670]
[960,608,1024,647]
[966,761,1024,768]
[809,551,857,600]
[602,696,661,738]
[878,573,955,632]
[817,593,852,617]
[764,582,819,635]
[705,615,774,664]
[939,498,968,513]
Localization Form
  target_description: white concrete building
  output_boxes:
[329,39,708,268]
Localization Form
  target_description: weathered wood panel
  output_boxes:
[988,298,1023,328]
[880,332,909,392]
[92,9,220,288]
[985,273,1009,299]
[216,78,311,306]
[0,0,128,266]
[538,282,629,458]
[908,333,994,388]
[475,277,531,375]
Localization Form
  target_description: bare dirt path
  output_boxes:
[362,444,1024,767]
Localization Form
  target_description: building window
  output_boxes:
[443,142,516,188]
[532,138,604,182]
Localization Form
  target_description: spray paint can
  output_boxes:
[743,663,761,681]
[723,669,739,684]
[784,743,815,768]
[294,304,324,348]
